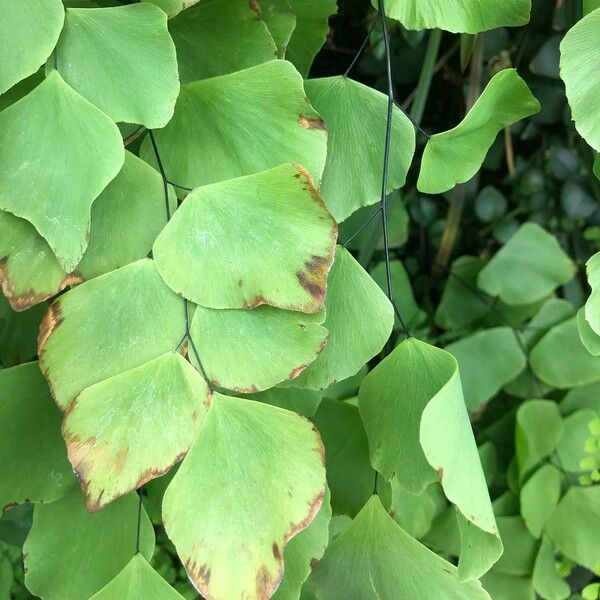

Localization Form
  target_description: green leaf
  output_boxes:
[311,496,491,599]
[260,0,297,57]
[532,535,570,600]
[90,554,184,599]
[477,223,575,306]
[515,400,564,479]
[311,398,378,517]
[494,516,538,576]
[358,338,502,580]
[272,488,331,600]
[0,297,46,366]
[144,0,200,18]
[0,0,65,94]
[0,70,124,272]
[560,9,600,151]
[531,316,600,388]
[283,246,394,390]
[435,256,490,329]
[140,60,327,190]
[546,486,600,574]
[370,260,426,330]
[418,69,540,194]
[520,464,562,538]
[481,569,535,600]
[56,4,180,128]
[189,304,328,392]
[583,0,600,14]
[578,308,600,356]
[0,362,75,510]
[445,327,526,411]
[23,489,155,600]
[0,152,174,311]
[379,0,531,33]
[561,382,600,415]
[553,408,598,472]
[584,252,600,335]
[169,0,277,84]
[285,0,337,77]
[162,394,326,598]
[37,261,208,510]
[304,76,414,221]
[154,164,336,313]
[244,386,323,418]
[389,481,440,539]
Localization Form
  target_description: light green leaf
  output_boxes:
[560,9,600,151]
[531,316,600,388]
[418,69,540,194]
[260,0,297,57]
[284,246,393,390]
[8,149,174,305]
[56,3,180,128]
[584,251,600,335]
[163,394,326,599]
[532,535,570,600]
[389,481,439,539]
[477,223,575,306]
[39,259,186,410]
[24,489,155,600]
[285,0,336,77]
[62,352,210,511]
[561,382,600,415]
[0,152,172,311]
[359,338,501,580]
[546,486,600,574]
[311,496,491,599]
[494,516,538,576]
[370,260,426,329]
[304,76,414,221]
[578,308,600,355]
[445,327,526,411]
[140,60,327,189]
[380,0,531,33]
[0,362,75,510]
[37,260,207,510]
[0,0,64,94]
[515,400,564,479]
[553,408,598,472]
[311,398,377,517]
[244,386,323,417]
[272,489,331,600]
[189,304,328,392]
[520,464,562,538]
[90,554,184,599]
[143,0,200,18]
[169,0,277,84]
[0,70,124,272]
[154,164,336,313]
[481,569,535,600]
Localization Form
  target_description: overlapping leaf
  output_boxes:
[56,3,180,128]
[379,0,531,33]
[358,338,502,580]
[283,246,394,390]
[0,70,124,272]
[418,69,540,194]
[38,259,210,510]
[0,152,173,311]
[162,394,326,600]
[140,60,327,189]
[169,0,278,83]
[0,0,64,94]
[304,76,415,221]
[24,490,155,600]
[311,496,492,599]
[153,164,337,313]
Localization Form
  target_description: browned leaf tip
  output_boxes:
[37,301,64,354]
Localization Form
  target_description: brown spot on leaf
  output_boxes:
[437,468,444,481]
[0,258,82,312]
[248,0,261,16]
[37,301,64,355]
[272,543,281,560]
[238,279,243,287]
[179,340,189,358]
[298,116,326,131]
[310,558,319,569]
[243,294,268,309]
[288,365,308,380]
[296,255,329,307]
